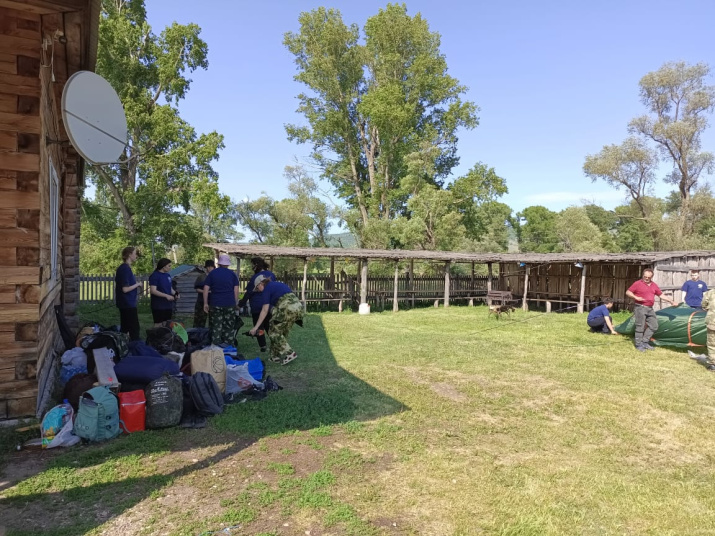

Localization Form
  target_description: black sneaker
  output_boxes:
[642,343,655,350]
[635,344,647,352]
[260,346,267,352]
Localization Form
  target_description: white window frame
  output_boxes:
[49,158,59,281]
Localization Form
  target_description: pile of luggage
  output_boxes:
[42,322,276,447]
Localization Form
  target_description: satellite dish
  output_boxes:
[61,71,127,164]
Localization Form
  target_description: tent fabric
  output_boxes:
[615,304,707,348]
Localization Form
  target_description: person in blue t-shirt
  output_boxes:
[149,258,176,326]
[238,257,275,352]
[681,270,708,308]
[587,297,616,335]
[202,254,240,345]
[115,246,142,340]
[250,274,304,365]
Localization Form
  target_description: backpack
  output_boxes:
[63,372,98,411]
[73,386,121,442]
[82,331,130,373]
[190,372,224,416]
[146,326,186,355]
[144,373,183,428]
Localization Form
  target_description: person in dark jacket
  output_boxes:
[250,275,304,365]
[203,254,239,345]
[149,258,176,326]
[115,246,142,340]
[238,257,275,352]
[193,260,215,328]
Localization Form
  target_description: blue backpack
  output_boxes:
[73,386,121,442]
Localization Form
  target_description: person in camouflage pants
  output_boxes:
[250,275,304,365]
[701,288,715,357]
[208,305,236,346]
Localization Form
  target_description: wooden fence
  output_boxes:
[79,272,497,309]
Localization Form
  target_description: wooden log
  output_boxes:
[578,264,587,314]
[360,258,368,305]
[393,261,399,312]
[444,261,451,308]
[0,151,39,172]
[522,265,529,312]
[301,257,308,309]
[409,259,415,308]
[487,262,493,304]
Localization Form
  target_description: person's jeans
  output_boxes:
[634,305,658,346]
[587,317,609,333]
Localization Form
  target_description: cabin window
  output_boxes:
[49,158,59,281]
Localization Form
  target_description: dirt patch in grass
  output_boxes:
[0,448,58,492]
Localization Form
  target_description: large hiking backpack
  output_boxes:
[73,386,121,442]
[144,373,183,428]
[190,372,224,416]
[81,331,130,373]
[146,326,186,355]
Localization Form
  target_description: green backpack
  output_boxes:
[73,386,121,442]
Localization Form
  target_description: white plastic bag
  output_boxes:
[42,403,80,448]
[61,347,87,367]
[225,363,264,394]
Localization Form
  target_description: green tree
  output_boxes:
[91,0,225,240]
[393,186,466,250]
[516,206,558,253]
[554,207,605,253]
[283,4,478,242]
[629,62,715,202]
[583,137,658,219]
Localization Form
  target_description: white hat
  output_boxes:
[254,274,269,287]
[218,254,231,266]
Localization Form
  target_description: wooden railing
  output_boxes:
[79,272,497,307]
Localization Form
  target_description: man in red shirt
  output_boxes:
[625,268,676,351]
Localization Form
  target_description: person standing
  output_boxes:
[250,274,304,365]
[238,257,275,352]
[681,270,708,308]
[115,246,142,340]
[202,254,239,345]
[587,297,616,335]
[149,258,175,326]
[625,268,676,351]
[193,260,215,328]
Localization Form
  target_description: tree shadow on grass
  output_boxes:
[0,314,407,535]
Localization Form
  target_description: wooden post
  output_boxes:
[578,264,587,314]
[393,261,399,312]
[487,262,493,305]
[269,256,274,271]
[213,248,219,266]
[302,257,308,310]
[546,300,551,313]
[360,258,368,305]
[236,257,241,289]
[409,259,415,308]
[444,261,451,308]
[522,265,529,312]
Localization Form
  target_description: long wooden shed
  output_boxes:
[0,0,99,419]
[205,244,715,314]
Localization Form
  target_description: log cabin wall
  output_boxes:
[0,1,95,418]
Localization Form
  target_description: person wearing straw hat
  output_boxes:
[202,254,239,345]
[250,274,303,365]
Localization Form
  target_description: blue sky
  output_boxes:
[147,0,715,214]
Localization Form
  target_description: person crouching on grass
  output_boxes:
[249,274,304,365]
[587,297,616,335]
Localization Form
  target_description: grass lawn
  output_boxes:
[1,305,715,535]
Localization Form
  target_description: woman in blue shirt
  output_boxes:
[115,246,142,340]
[202,254,240,345]
[149,258,176,326]
[238,257,275,352]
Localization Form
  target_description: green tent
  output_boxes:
[615,303,707,349]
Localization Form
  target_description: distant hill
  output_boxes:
[324,232,358,248]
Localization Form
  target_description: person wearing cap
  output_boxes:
[115,246,142,340]
[149,258,176,326]
[238,257,276,352]
[250,274,304,365]
[202,254,240,345]
[193,259,215,328]
[681,270,708,308]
